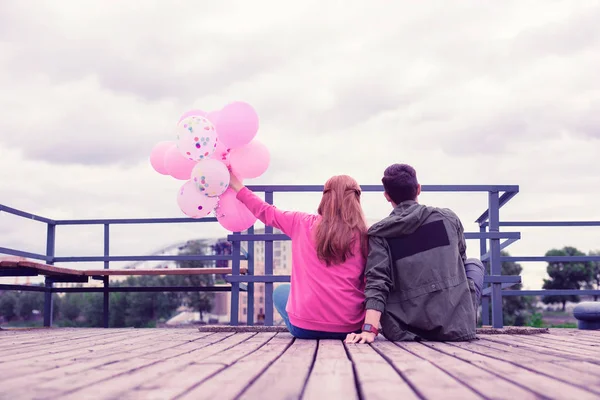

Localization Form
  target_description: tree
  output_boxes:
[486,251,534,325]
[16,291,44,321]
[585,250,600,301]
[173,240,216,321]
[61,293,84,320]
[0,292,17,321]
[542,246,592,311]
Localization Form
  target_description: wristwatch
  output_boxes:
[362,324,379,336]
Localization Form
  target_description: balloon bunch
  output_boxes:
[149,102,270,232]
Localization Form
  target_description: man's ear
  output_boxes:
[416,184,421,197]
[384,192,392,203]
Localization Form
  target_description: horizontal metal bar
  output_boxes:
[481,238,520,261]
[0,267,39,277]
[245,185,520,193]
[483,275,521,284]
[48,276,90,283]
[482,221,600,227]
[0,284,47,292]
[52,255,243,263]
[0,204,55,224]
[228,232,521,242]
[0,247,49,261]
[482,282,520,295]
[51,286,236,293]
[501,256,600,262]
[500,290,600,296]
[226,275,291,283]
[475,190,519,225]
[54,217,218,225]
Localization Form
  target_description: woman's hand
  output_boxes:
[228,169,245,192]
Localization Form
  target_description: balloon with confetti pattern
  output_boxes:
[175,116,218,161]
[190,158,230,198]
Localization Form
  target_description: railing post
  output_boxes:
[264,191,274,326]
[247,226,255,326]
[43,223,56,327]
[103,224,110,328]
[488,191,503,328]
[230,232,241,326]
[479,224,490,326]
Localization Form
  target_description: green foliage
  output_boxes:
[1,239,228,327]
[0,292,18,321]
[542,246,593,310]
[486,251,535,326]
[529,312,544,328]
[584,250,600,301]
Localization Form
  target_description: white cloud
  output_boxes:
[1,0,599,290]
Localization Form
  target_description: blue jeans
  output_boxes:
[273,284,355,340]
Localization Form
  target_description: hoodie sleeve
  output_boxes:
[236,187,300,237]
[364,235,393,312]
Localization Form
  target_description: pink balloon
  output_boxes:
[215,188,257,232]
[149,141,173,175]
[229,140,270,179]
[177,180,219,218]
[210,139,231,166]
[178,109,206,123]
[164,145,197,180]
[175,116,218,161]
[191,158,230,197]
[205,109,221,125]
[215,102,259,149]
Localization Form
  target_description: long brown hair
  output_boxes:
[315,175,368,266]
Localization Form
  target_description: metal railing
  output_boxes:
[2,184,599,329]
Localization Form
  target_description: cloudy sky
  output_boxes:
[1,0,599,289]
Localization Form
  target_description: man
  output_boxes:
[346,164,484,343]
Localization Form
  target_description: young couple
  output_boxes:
[228,163,484,343]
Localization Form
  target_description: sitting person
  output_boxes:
[345,163,484,344]
[229,174,368,340]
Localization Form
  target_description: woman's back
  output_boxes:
[284,212,366,332]
[231,174,368,334]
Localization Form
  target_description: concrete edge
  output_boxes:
[197,325,550,335]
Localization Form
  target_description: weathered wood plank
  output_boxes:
[60,333,274,400]
[482,335,598,362]
[450,341,600,394]
[373,341,482,399]
[178,333,293,400]
[0,330,181,381]
[240,334,316,400]
[50,334,269,399]
[399,341,538,400]
[0,331,229,398]
[302,340,359,400]
[525,333,600,352]
[476,337,600,376]
[511,334,600,357]
[0,329,155,362]
[346,341,420,400]
[0,328,131,350]
[424,341,599,399]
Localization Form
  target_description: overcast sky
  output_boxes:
[1,0,599,289]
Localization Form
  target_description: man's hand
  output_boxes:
[344,331,376,344]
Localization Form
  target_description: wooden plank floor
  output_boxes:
[1,328,599,399]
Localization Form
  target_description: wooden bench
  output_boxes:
[0,260,248,282]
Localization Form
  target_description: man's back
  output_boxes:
[366,200,478,341]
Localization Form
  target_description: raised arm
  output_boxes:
[229,175,299,236]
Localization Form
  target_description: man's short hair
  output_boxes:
[382,164,419,204]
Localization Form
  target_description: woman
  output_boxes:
[229,174,368,340]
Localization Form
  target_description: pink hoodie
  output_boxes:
[236,187,366,333]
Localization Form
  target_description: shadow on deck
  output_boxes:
[0,328,599,399]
